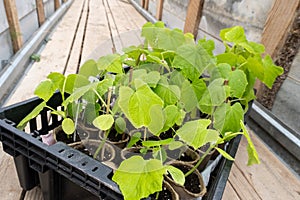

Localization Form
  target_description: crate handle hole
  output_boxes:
[67,153,74,158]
[82,161,88,166]
[92,167,98,172]
[58,149,65,153]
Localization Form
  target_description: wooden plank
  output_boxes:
[64,0,89,75]
[105,0,145,52]
[222,180,241,200]
[229,133,300,200]
[261,0,299,58]
[80,0,113,64]
[184,0,204,38]
[144,0,149,10]
[227,163,262,200]
[141,0,145,8]
[54,0,60,10]
[24,186,43,200]
[3,0,23,53]
[35,0,46,26]
[156,0,164,20]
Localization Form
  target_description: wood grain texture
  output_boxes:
[35,0,46,26]
[3,0,23,53]
[54,0,60,10]
[261,0,300,58]
[156,0,164,20]
[226,133,300,200]
[184,0,204,38]
[222,180,241,200]
[64,0,89,75]
[144,0,149,10]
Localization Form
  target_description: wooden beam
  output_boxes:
[141,0,145,8]
[184,0,204,38]
[54,0,60,10]
[3,0,23,53]
[144,0,149,10]
[256,0,300,108]
[261,0,299,58]
[156,0,164,20]
[35,0,45,26]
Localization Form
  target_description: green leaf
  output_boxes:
[220,26,246,43]
[96,78,114,96]
[216,53,239,67]
[112,156,166,200]
[214,103,244,135]
[64,74,90,94]
[34,80,56,101]
[93,114,114,131]
[262,55,283,88]
[141,71,161,88]
[244,56,264,81]
[180,80,198,112]
[142,22,193,51]
[191,78,207,101]
[199,78,226,106]
[127,80,164,128]
[148,105,165,135]
[62,118,75,135]
[166,165,185,186]
[198,38,215,56]
[127,131,141,148]
[97,54,123,74]
[142,138,173,147]
[228,69,248,98]
[215,147,234,161]
[17,101,46,129]
[161,105,181,132]
[62,82,99,107]
[211,63,231,81]
[168,140,184,150]
[47,72,65,91]
[79,59,100,78]
[176,119,219,149]
[118,86,135,119]
[115,117,126,133]
[154,83,180,105]
[240,121,260,165]
[173,44,212,81]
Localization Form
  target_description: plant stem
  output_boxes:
[73,103,80,142]
[106,87,112,114]
[92,89,114,115]
[93,130,109,159]
[144,128,147,141]
[184,145,215,177]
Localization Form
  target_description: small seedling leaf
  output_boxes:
[166,165,185,186]
[93,114,114,131]
[62,118,75,135]
[215,147,234,161]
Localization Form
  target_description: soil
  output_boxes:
[170,163,201,194]
[149,185,173,200]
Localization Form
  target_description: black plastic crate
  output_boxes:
[0,93,240,200]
